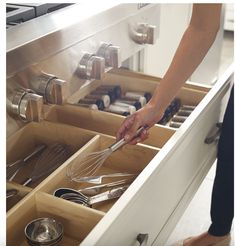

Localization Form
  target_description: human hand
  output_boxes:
[116,103,164,144]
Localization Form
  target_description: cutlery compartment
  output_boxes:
[65,69,209,129]
[7,182,32,212]
[7,191,104,246]
[7,121,97,188]
[38,134,159,213]
[45,104,175,148]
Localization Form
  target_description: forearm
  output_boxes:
[149,4,221,113]
[149,25,218,112]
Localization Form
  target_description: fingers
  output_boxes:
[123,114,142,142]
[129,129,149,145]
[116,114,136,141]
[116,113,141,142]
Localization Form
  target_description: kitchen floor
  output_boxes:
[165,30,234,246]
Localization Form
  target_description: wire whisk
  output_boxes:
[23,143,73,186]
[67,126,146,183]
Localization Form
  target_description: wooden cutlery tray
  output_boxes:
[7,120,160,245]
[7,68,223,246]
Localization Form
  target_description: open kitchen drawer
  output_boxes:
[7,192,104,245]
[45,105,175,149]
[6,121,97,188]
[7,65,233,246]
[80,67,233,246]
[7,124,159,245]
[44,68,210,147]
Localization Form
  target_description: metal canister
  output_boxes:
[78,98,104,110]
[97,85,121,98]
[125,91,152,102]
[85,94,110,107]
[91,88,116,103]
[114,99,142,110]
[104,104,133,115]
[120,95,146,107]
[76,103,98,110]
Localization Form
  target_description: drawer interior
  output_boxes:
[44,70,209,139]
[7,182,32,212]
[7,68,213,245]
[7,192,104,246]
[68,69,208,106]
[7,121,97,189]
[45,104,175,149]
[38,134,158,213]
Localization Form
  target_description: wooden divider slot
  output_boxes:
[7,182,32,212]
[45,105,176,148]
[7,192,104,246]
[7,121,97,188]
[38,134,158,213]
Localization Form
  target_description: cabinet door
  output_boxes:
[81,65,233,246]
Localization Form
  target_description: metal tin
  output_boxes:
[125,91,152,102]
[76,103,99,110]
[114,99,141,110]
[78,98,104,111]
[97,85,121,98]
[85,94,110,107]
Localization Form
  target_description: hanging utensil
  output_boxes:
[67,126,146,183]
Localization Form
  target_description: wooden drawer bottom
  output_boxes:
[7,192,104,246]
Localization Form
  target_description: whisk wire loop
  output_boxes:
[67,126,146,183]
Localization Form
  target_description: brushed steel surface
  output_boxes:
[29,73,68,104]
[6,3,160,135]
[131,23,157,44]
[97,43,121,68]
[7,4,159,77]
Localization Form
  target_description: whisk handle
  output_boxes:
[22,178,32,186]
[110,126,146,152]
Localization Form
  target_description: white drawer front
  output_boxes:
[81,66,233,246]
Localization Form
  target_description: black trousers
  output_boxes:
[208,86,234,236]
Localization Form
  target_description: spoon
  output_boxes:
[54,185,129,207]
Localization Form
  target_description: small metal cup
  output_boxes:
[24,218,63,246]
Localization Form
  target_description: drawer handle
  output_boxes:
[204,123,222,144]
[136,233,149,246]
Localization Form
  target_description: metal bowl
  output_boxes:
[24,217,63,246]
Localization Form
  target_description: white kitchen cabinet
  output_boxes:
[7,64,233,246]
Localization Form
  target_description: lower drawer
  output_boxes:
[44,69,209,148]
[45,105,175,149]
[7,65,233,246]
[7,192,104,245]
[7,121,97,188]
[7,129,159,245]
